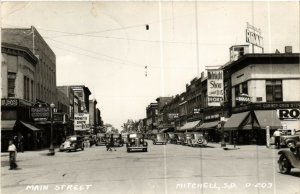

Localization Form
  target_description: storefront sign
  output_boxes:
[74,113,89,130]
[205,114,220,121]
[232,102,300,113]
[207,69,224,106]
[168,113,179,119]
[277,109,300,120]
[194,109,201,114]
[31,103,50,121]
[1,98,19,106]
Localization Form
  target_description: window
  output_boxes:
[266,80,282,102]
[31,80,34,101]
[7,72,16,97]
[242,82,248,94]
[23,76,30,100]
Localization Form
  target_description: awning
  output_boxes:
[177,120,200,131]
[1,120,16,131]
[151,129,159,134]
[224,111,250,130]
[20,121,41,131]
[160,128,175,133]
[254,110,282,129]
[198,121,220,129]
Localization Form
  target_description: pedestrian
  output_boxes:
[8,140,18,170]
[106,139,111,151]
[273,129,282,149]
[110,136,116,151]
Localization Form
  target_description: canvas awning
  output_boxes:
[177,120,200,132]
[160,128,175,133]
[20,121,41,131]
[224,111,250,130]
[151,129,159,134]
[254,110,282,129]
[198,121,220,129]
[1,120,16,131]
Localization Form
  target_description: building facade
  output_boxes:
[146,103,158,131]
[2,26,57,104]
[70,85,91,113]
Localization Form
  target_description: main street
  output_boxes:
[1,141,299,194]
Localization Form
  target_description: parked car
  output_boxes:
[126,133,148,152]
[187,132,208,147]
[96,133,106,146]
[152,133,168,145]
[167,132,176,144]
[183,132,194,145]
[59,135,84,152]
[280,130,300,148]
[111,133,124,147]
[175,133,185,144]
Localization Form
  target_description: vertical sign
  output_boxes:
[74,113,90,130]
[207,69,224,106]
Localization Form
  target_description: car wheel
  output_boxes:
[127,148,130,153]
[144,148,148,152]
[286,141,296,149]
[278,154,291,174]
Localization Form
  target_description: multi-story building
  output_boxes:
[70,85,91,113]
[89,99,97,129]
[223,46,300,144]
[146,103,158,131]
[155,97,173,129]
[57,86,75,119]
[2,26,57,104]
[1,42,40,151]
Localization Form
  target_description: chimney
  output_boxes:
[285,46,292,53]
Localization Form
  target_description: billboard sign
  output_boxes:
[74,113,89,130]
[207,69,224,106]
[246,22,263,48]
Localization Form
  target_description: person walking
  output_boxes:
[110,136,116,151]
[273,129,282,149]
[8,140,18,170]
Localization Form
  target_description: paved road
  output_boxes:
[1,141,299,194]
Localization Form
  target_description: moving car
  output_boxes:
[96,133,106,146]
[152,133,168,145]
[111,133,124,147]
[187,132,208,147]
[59,135,84,152]
[278,142,300,174]
[126,133,148,152]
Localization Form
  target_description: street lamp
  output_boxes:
[220,101,226,147]
[48,102,55,155]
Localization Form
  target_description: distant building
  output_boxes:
[69,85,91,113]
[146,103,158,131]
[89,99,97,128]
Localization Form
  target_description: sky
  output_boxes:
[1,1,299,129]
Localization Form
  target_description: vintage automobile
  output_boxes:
[96,133,107,146]
[187,132,208,147]
[175,133,185,144]
[59,135,84,152]
[152,133,168,145]
[121,133,129,144]
[111,133,124,147]
[278,142,300,174]
[280,130,300,148]
[126,133,148,152]
[183,132,194,145]
[167,132,177,144]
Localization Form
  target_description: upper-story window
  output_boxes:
[266,80,282,102]
[7,72,16,98]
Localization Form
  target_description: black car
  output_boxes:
[126,133,148,152]
[59,135,84,152]
[111,133,124,147]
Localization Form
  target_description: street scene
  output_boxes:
[1,1,300,194]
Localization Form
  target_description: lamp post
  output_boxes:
[220,101,226,147]
[49,102,55,155]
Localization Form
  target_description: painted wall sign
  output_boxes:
[207,69,224,106]
[74,113,89,130]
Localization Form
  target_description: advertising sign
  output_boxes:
[74,113,89,130]
[1,98,19,107]
[277,109,300,120]
[31,103,50,121]
[246,22,263,48]
[207,69,224,106]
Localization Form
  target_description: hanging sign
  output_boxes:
[207,69,224,106]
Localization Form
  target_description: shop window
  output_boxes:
[7,72,16,97]
[242,82,248,94]
[266,80,282,102]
